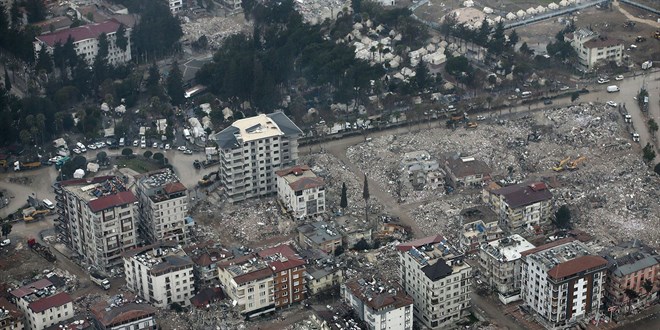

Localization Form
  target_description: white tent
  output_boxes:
[526,8,537,15]
[114,105,126,113]
[548,2,559,9]
[516,10,526,18]
[101,103,109,112]
[559,0,568,7]
[486,18,495,26]
[86,162,99,173]
[536,6,546,13]
[567,0,575,4]
[463,0,474,7]
[506,12,517,20]
[494,16,503,22]
[73,169,85,179]
[483,7,493,14]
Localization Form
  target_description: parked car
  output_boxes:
[141,142,147,149]
[544,100,553,105]
[88,144,97,150]
[1,239,10,247]
[597,78,610,84]
[615,75,624,81]
[559,86,570,91]
[607,101,618,107]
[73,148,81,154]
[183,150,193,155]
[152,142,158,148]
[133,140,139,147]
[177,146,187,151]
[165,144,171,150]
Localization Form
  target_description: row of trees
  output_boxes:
[440,16,517,57]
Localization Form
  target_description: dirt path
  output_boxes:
[614,0,660,28]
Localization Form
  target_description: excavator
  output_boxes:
[552,157,571,172]
[198,171,220,187]
[22,207,50,222]
[566,156,587,171]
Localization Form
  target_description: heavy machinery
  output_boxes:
[654,30,660,40]
[13,161,42,171]
[27,239,57,262]
[22,207,50,222]
[466,122,478,129]
[566,156,587,171]
[552,157,571,172]
[90,272,111,290]
[198,171,220,187]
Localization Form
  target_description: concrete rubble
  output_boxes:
[181,14,253,49]
[294,0,351,24]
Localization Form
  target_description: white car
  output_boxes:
[133,140,139,147]
[141,142,147,149]
[165,144,171,150]
[559,86,570,91]
[0,239,10,247]
[476,115,486,121]
[183,150,193,155]
[73,148,81,154]
[615,75,624,81]
[177,146,186,151]
[597,78,610,84]
[88,144,97,150]
[607,101,618,107]
[97,142,106,148]
[152,142,158,148]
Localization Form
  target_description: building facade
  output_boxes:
[276,165,326,219]
[520,239,608,329]
[34,19,131,65]
[122,242,195,308]
[258,245,307,309]
[443,155,491,187]
[55,176,138,271]
[397,235,472,329]
[167,0,183,13]
[342,279,413,330]
[212,112,302,203]
[297,221,343,254]
[10,280,73,330]
[478,234,535,304]
[91,301,157,330]
[483,181,553,232]
[306,266,343,295]
[135,169,190,244]
[566,29,624,70]
[0,297,24,330]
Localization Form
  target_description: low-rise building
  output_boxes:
[276,165,326,219]
[122,242,195,308]
[443,154,491,187]
[167,0,183,14]
[483,181,553,232]
[10,280,73,330]
[341,279,413,330]
[306,266,344,295]
[0,297,24,330]
[297,221,343,254]
[565,28,624,70]
[478,235,535,304]
[520,238,607,329]
[184,241,234,285]
[401,150,445,190]
[459,206,503,254]
[601,240,660,313]
[397,235,472,329]
[335,215,373,249]
[91,299,157,330]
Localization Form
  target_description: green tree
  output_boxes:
[554,205,571,229]
[166,61,185,105]
[642,143,656,162]
[654,163,660,175]
[97,33,109,59]
[624,288,638,301]
[153,152,164,162]
[96,151,107,162]
[648,119,658,137]
[571,91,580,103]
[2,222,12,237]
[519,42,533,56]
[641,279,654,295]
[352,0,362,13]
[115,24,128,51]
[25,0,47,23]
[488,21,506,55]
[414,61,430,90]
[4,68,10,91]
[637,88,649,108]
[132,0,183,59]
[508,30,519,48]
[363,174,370,222]
[340,182,348,209]
[36,47,54,73]
[475,18,490,46]
[146,62,161,97]
[0,3,8,45]
[121,148,133,157]
[143,150,153,158]
[9,1,20,28]
[353,238,370,251]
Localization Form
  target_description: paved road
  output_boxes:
[471,293,524,330]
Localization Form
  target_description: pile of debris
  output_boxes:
[181,15,252,49]
[294,0,351,24]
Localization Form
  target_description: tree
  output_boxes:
[121,148,133,157]
[642,279,654,295]
[97,33,109,59]
[170,302,183,313]
[115,24,128,51]
[648,119,658,136]
[642,143,655,162]
[353,238,370,251]
[571,91,580,103]
[637,88,649,108]
[519,42,533,56]
[25,0,47,23]
[334,245,344,256]
[1,222,11,237]
[508,30,519,48]
[4,68,10,91]
[488,21,506,55]
[624,288,639,301]
[363,174,370,222]
[414,61,430,90]
[146,62,161,97]
[36,47,54,73]
[654,163,660,175]
[352,0,362,13]
[166,61,185,105]
[153,152,164,162]
[132,0,183,59]
[554,205,571,229]
[340,182,348,209]
[143,150,153,158]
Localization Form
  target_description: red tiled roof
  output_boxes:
[36,19,121,47]
[10,279,54,298]
[28,292,72,313]
[289,177,325,191]
[521,238,575,257]
[234,267,274,285]
[396,235,445,252]
[548,255,608,279]
[0,297,23,320]
[88,191,137,213]
[163,182,186,194]
[91,302,156,326]
[491,181,553,208]
[258,244,306,271]
[190,287,225,308]
[275,165,311,177]
[59,175,115,187]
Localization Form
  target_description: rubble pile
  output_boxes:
[345,104,660,247]
[294,0,351,24]
[156,303,245,330]
[181,15,252,49]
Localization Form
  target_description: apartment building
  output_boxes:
[459,206,503,254]
[10,280,73,330]
[520,239,608,329]
[397,235,472,329]
[306,266,344,295]
[91,299,157,330]
[212,112,302,203]
[54,176,138,271]
[478,234,535,304]
[135,169,189,244]
[122,242,195,308]
[184,241,234,285]
[483,181,553,232]
[217,244,306,316]
[565,28,624,70]
[297,221,342,254]
[341,279,413,330]
[0,297,24,330]
[34,18,131,65]
[167,0,183,13]
[276,165,326,219]
[443,154,491,187]
[601,240,659,312]
[221,0,242,11]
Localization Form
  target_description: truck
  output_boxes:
[606,85,620,93]
[13,161,42,171]
[90,272,111,290]
[27,239,57,262]
[641,60,653,70]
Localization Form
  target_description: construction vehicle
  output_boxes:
[90,272,111,290]
[466,122,478,129]
[552,157,571,172]
[566,156,587,171]
[22,207,50,222]
[654,30,660,40]
[27,239,57,262]
[13,160,42,171]
[198,171,220,187]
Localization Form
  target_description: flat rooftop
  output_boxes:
[123,242,192,275]
[61,176,131,203]
[523,240,607,280]
[136,169,186,202]
[233,114,285,142]
[481,234,535,262]
[397,235,470,280]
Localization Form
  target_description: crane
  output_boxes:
[566,156,587,171]
[552,157,571,172]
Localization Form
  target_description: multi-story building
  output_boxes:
[167,0,183,14]
[341,278,413,330]
[217,244,306,317]
[34,18,131,66]
[184,241,234,285]
[0,296,24,330]
[297,221,343,254]
[10,280,73,330]
[306,265,344,295]
[276,165,326,219]
[565,28,624,70]
[601,240,659,313]
[397,235,472,329]
[212,112,302,203]
[122,242,195,308]
[478,234,535,304]
[91,299,157,330]
[55,176,138,271]
[443,154,491,187]
[459,206,503,254]
[135,169,189,244]
[483,181,553,232]
[221,0,242,12]
[520,238,608,329]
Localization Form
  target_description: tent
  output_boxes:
[114,105,126,113]
[463,0,474,7]
[101,103,109,112]
[516,10,526,18]
[494,16,503,22]
[483,7,493,14]
[536,5,546,13]
[548,2,559,9]
[526,8,537,15]
[73,169,85,179]
[559,0,568,7]
[86,162,99,173]
[506,12,517,20]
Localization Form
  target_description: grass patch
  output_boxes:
[116,157,162,173]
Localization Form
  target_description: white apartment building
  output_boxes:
[342,279,413,330]
[478,234,535,304]
[34,18,132,65]
[565,29,624,70]
[521,239,608,329]
[483,181,553,232]
[275,165,326,219]
[10,280,73,330]
[217,255,276,317]
[123,242,195,308]
[212,112,302,203]
[397,235,472,329]
[55,176,138,271]
[167,0,183,13]
[135,169,190,244]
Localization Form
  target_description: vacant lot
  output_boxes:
[116,157,163,173]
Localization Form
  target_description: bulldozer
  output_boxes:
[552,157,571,172]
[566,156,587,171]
